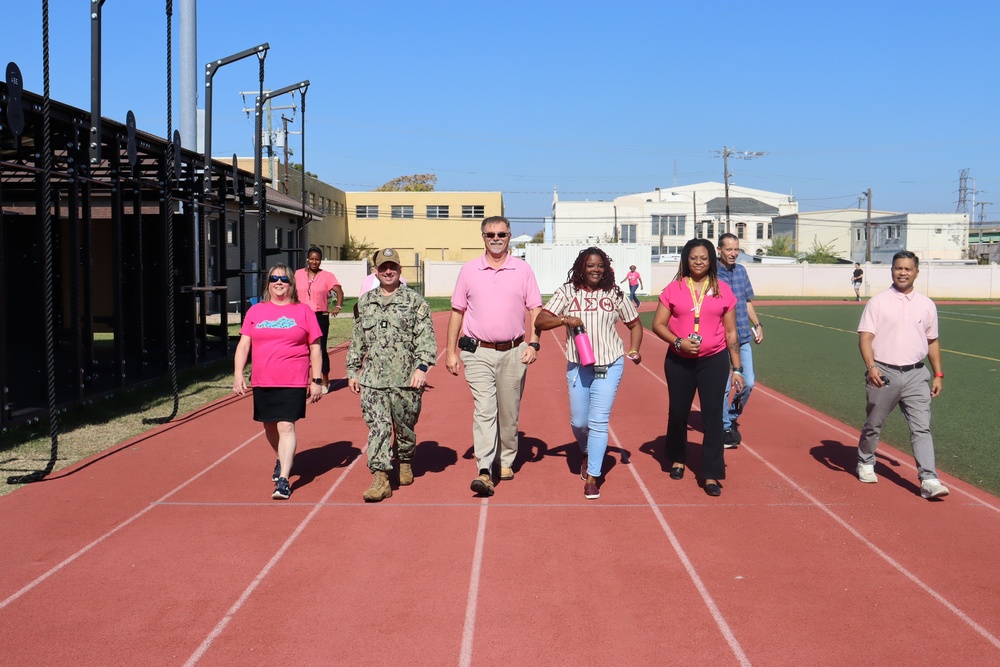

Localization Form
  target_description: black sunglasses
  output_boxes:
[269,275,291,284]
[483,232,510,239]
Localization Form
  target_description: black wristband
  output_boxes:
[528,342,540,351]
[417,364,428,372]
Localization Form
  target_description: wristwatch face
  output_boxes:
[312,378,323,385]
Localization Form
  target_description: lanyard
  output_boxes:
[686,278,709,333]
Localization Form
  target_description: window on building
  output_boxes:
[736,222,746,239]
[704,222,715,239]
[392,205,414,219]
[427,205,449,219]
[274,228,282,246]
[767,223,773,239]
[620,224,637,243]
[756,223,764,240]
[935,227,942,234]
[652,214,685,236]
[462,205,485,218]
[856,229,862,241]
[356,205,378,219]
[286,230,295,250]
[887,226,894,240]
[227,222,236,245]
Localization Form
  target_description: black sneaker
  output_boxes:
[730,422,742,445]
[272,477,291,500]
[272,459,281,483]
[723,428,739,450]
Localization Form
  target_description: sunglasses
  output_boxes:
[268,275,291,284]
[483,232,510,239]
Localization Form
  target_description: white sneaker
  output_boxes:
[857,463,878,483]
[920,478,950,499]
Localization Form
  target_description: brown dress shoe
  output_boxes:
[470,472,495,497]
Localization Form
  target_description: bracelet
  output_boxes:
[934,372,944,378]
[733,370,744,376]
[628,350,639,355]
[865,363,876,372]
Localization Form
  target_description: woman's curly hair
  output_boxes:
[566,247,623,298]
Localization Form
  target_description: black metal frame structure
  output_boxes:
[1,83,254,431]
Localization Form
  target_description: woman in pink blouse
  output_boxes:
[651,239,743,497]
[294,247,344,392]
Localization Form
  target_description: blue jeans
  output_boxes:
[723,342,755,430]
[567,357,625,478]
[629,284,639,306]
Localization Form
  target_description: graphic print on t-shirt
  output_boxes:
[255,316,297,329]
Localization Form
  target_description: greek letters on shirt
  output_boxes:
[568,295,616,313]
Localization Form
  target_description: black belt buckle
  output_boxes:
[594,365,608,379]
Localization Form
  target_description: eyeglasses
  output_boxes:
[268,275,290,284]
[483,232,510,239]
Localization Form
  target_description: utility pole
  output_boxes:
[712,146,767,232]
[240,92,295,184]
[281,114,292,194]
[976,201,991,258]
[864,188,873,263]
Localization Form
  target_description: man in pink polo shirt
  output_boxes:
[446,216,542,497]
[856,250,949,500]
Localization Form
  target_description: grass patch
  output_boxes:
[640,304,1000,495]
[1,360,235,497]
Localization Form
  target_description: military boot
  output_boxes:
[362,471,392,502]
[398,462,414,486]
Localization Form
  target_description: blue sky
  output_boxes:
[5,1,999,233]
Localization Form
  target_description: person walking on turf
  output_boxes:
[446,216,542,497]
[856,250,949,500]
[347,248,437,502]
[620,264,643,308]
[536,247,643,500]
[233,264,323,500]
[717,233,763,449]
[852,262,864,301]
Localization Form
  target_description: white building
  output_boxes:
[551,182,799,258]
[849,213,969,263]
[772,208,899,260]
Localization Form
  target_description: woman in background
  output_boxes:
[294,247,344,392]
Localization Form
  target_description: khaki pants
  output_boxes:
[461,344,528,472]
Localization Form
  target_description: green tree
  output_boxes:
[764,234,797,257]
[375,174,437,192]
[799,240,842,264]
[341,235,377,262]
[289,163,317,178]
[531,230,545,243]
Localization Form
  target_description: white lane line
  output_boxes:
[636,335,1000,650]
[743,442,1000,651]
[184,444,366,666]
[0,432,262,612]
[458,499,490,667]
[751,385,1000,514]
[610,424,751,666]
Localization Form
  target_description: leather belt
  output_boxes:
[476,336,524,351]
[877,361,924,372]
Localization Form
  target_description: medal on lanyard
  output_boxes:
[686,278,709,341]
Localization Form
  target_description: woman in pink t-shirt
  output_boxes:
[234,263,323,500]
[619,265,643,308]
[651,239,743,497]
[294,247,344,392]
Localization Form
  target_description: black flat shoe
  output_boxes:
[705,482,722,497]
[669,466,685,480]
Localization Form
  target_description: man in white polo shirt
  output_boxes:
[856,250,948,500]
[446,216,542,497]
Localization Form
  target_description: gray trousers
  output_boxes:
[857,363,938,481]
[461,344,528,472]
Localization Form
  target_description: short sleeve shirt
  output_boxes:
[294,268,340,313]
[857,285,938,365]
[543,284,639,365]
[717,262,755,344]
[451,254,543,343]
[658,279,736,358]
[626,271,641,287]
[240,301,322,387]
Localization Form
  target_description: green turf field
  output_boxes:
[640,303,1000,496]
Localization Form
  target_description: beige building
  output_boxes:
[343,190,504,266]
[772,208,900,260]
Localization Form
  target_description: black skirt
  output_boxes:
[252,386,307,423]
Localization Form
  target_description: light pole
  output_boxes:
[712,146,767,232]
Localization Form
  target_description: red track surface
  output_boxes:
[2,308,999,666]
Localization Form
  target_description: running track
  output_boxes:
[1,309,999,666]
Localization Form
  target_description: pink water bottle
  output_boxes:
[572,325,596,366]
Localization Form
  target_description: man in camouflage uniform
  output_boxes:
[347,248,437,502]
